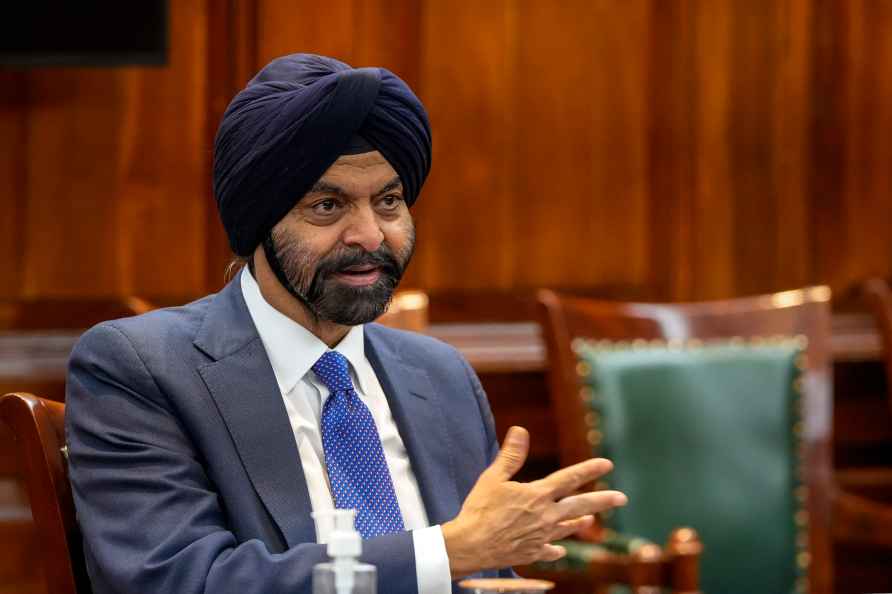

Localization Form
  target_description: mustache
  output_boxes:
[314,246,402,281]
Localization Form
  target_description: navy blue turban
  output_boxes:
[213,53,432,256]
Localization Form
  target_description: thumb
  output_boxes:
[488,426,529,481]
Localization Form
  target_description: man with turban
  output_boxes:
[65,54,625,594]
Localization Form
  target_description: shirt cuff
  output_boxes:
[412,525,452,594]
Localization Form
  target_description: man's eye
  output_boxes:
[379,195,403,209]
[313,199,338,213]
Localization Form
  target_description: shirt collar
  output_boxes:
[240,268,371,396]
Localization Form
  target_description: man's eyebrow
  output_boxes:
[373,176,403,197]
[308,181,349,197]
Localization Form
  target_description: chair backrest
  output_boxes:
[536,287,834,594]
[0,393,90,594]
[578,340,804,594]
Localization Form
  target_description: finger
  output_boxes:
[550,515,595,541]
[486,426,530,481]
[539,458,614,498]
[537,543,566,563]
[553,490,627,520]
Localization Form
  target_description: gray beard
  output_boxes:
[269,227,415,326]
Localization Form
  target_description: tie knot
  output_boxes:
[312,350,354,394]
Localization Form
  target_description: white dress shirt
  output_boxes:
[240,269,451,594]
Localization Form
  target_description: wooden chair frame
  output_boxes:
[0,392,90,594]
[523,527,702,594]
[831,278,892,549]
[863,278,892,419]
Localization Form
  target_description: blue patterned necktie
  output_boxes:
[312,350,405,539]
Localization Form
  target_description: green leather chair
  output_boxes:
[575,339,809,594]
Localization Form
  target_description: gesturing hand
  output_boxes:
[441,426,627,579]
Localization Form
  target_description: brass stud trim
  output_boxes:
[797,551,811,569]
[795,510,808,527]
[586,429,602,446]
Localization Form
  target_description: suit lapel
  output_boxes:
[195,278,316,548]
[365,326,462,526]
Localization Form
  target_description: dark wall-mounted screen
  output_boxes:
[0,1,168,67]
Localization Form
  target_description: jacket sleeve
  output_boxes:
[457,352,499,466]
[65,322,418,594]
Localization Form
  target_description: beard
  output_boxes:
[270,226,415,326]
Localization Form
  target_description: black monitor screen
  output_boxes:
[0,1,168,67]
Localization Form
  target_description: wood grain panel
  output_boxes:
[690,0,735,300]
[1,0,891,301]
[118,0,209,298]
[0,72,27,299]
[513,0,652,292]
[351,0,422,85]
[836,1,892,287]
[1,0,210,299]
[727,0,783,296]
[812,0,892,294]
[256,0,357,67]
[21,70,126,296]
[646,0,695,299]
[770,0,813,292]
[413,0,518,290]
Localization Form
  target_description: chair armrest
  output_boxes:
[833,489,892,548]
[835,467,892,503]
[596,530,655,555]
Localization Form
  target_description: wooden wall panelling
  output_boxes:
[120,0,209,299]
[845,1,892,285]
[726,0,786,297]
[256,0,357,67]
[770,0,813,293]
[414,0,518,290]
[812,1,892,294]
[690,0,735,300]
[810,0,849,294]
[511,0,653,293]
[689,0,815,299]
[645,0,695,300]
[2,0,892,301]
[254,0,421,86]
[21,69,128,297]
[2,0,211,300]
[0,72,27,299]
[351,0,422,86]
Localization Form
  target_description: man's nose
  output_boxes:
[342,206,384,252]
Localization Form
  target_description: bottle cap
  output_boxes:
[311,509,361,559]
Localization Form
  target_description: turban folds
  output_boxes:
[213,53,432,256]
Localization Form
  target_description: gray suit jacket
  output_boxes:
[65,277,505,594]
